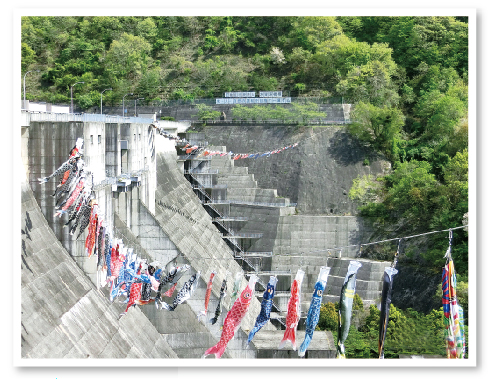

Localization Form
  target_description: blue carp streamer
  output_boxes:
[247,276,278,345]
[298,266,330,357]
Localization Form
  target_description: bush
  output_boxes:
[193,103,220,123]
[318,302,338,331]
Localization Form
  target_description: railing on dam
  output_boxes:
[21,110,189,129]
[212,199,297,208]
[191,119,352,127]
[24,111,154,124]
[223,232,264,239]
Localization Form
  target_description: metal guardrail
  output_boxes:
[25,110,154,124]
[203,202,224,218]
[235,251,272,257]
[185,169,219,175]
[154,96,344,107]
[186,140,209,147]
[223,233,264,239]
[88,164,151,191]
[245,270,291,276]
[192,119,352,126]
[22,110,192,130]
[211,199,297,208]
[177,154,210,161]
[214,216,248,221]
[208,184,227,189]
[92,177,117,191]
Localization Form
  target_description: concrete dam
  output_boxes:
[20,110,391,360]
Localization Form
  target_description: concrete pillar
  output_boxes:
[83,122,106,184]
[105,123,121,177]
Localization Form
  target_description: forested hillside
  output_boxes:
[21,15,469,285]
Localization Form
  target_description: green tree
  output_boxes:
[105,33,152,81]
[21,43,37,72]
[290,101,325,124]
[269,105,294,123]
[136,17,158,44]
[219,25,239,53]
[385,17,468,79]
[349,174,382,206]
[314,34,396,80]
[194,103,220,123]
[338,16,468,79]
[318,302,339,331]
[285,16,343,53]
[336,60,400,107]
[414,90,466,142]
[136,68,163,101]
[349,102,405,160]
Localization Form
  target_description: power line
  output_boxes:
[306,224,468,256]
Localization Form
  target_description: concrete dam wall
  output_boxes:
[21,116,266,359]
[21,113,339,360]
[20,110,395,361]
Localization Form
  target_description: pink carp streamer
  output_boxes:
[279,269,304,350]
[203,274,257,359]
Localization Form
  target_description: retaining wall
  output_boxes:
[95,103,348,124]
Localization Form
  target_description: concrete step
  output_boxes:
[218,172,256,181]
[162,331,217,351]
[251,330,335,358]
[217,177,258,189]
[206,145,227,152]
[218,166,249,175]
[208,155,232,167]
[323,275,383,301]
[227,188,288,204]
[327,257,390,282]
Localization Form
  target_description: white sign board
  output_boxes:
[216,97,291,104]
[225,92,256,98]
[259,91,282,97]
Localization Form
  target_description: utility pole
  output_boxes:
[22,70,40,109]
[70,81,84,113]
[100,88,112,114]
[123,93,133,117]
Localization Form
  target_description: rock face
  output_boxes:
[390,263,443,314]
[198,124,390,215]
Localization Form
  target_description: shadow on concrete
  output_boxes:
[327,129,381,166]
